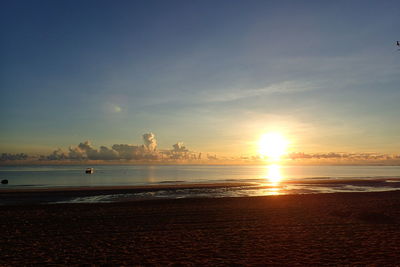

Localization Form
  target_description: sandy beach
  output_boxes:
[1,190,400,265]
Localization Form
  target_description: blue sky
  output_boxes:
[1,0,399,155]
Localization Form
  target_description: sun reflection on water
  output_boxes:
[267,187,282,196]
[266,164,282,184]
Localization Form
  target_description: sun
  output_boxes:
[258,132,288,160]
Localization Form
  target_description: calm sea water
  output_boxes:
[1,165,400,202]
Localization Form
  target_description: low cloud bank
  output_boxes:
[1,133,400,164]
[1,153,28,161]
[43,133,198,161]
[286,152,400,161]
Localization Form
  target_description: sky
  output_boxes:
[1,0,399,156]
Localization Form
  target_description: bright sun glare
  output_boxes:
[266,164,282,185]
[259,132,288,160]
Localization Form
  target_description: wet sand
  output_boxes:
[1,191,400,265]
[0,183,253,205]
[2,178,400,205]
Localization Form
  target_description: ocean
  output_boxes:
[1,165,400,203]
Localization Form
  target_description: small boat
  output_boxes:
[85,168,94,174]
[1,179,8,184]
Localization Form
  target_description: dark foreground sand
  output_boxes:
[1,191,400,266]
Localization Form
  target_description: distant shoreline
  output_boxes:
[1,160,400,166]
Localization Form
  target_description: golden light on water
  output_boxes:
[258,132,289,161]
[265,164,283,185]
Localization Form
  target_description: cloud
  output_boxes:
[286,152,400,161]
[55,133,162,160]
[202,80,319,103]
[66,141,120,160]
[0,153,28,161]
[111,144,145,160]
[68,144,87,160]
[77,141,99,159]
[172,142,188,152]
[160,141,199,160]
[6,131,398,163]
[47,148,68,160]
[98,146,119,160]
[142,133,157,152]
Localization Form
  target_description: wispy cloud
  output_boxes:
[199,80,320,103]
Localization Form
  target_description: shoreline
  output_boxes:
[0,183,256,205]
[0,182,254,193]
[2,180,400,205]
[1,190,400,265]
